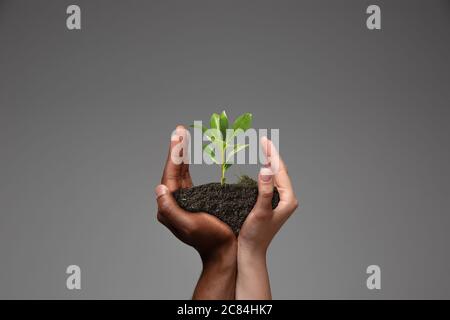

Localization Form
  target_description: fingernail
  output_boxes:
[260,167,273,181]
[155,185,168,198]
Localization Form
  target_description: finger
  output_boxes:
[261,136,293,195]
[273,197,298,225]
[155,184,192,230]
[260,136,298,217]
[180,164,193,188]
[253,167,275,214]
[260,136,286,177]
[162,125,190,191]
[179,130,193,188]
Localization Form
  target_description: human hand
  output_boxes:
[155,125,237,299]
[238,136,298,254]
[236,136,298,299]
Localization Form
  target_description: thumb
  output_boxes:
[155,184,191,229]
[254,167,274,213]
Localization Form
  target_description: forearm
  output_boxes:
[192,245,237,300]
[236,244,271,300]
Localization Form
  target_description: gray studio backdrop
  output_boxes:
[0,0,449,299]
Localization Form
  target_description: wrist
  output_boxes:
[236,240,271,300]
[201,240,237,271]
[193,240,237,300]
[237,240,267,263]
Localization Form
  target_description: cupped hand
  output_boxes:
[238,136,299,256]
[155,126,236,262]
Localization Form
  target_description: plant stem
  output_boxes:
[221,147,226,185]
[221,164,226,185]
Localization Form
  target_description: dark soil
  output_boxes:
[173,176,280,234]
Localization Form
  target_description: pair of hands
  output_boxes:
[155,125,298,299]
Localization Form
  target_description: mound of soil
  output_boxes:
[173,177,280,234]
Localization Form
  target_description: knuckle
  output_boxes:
[261,190,274,199]
[290,198,299,212]
[159,198,171,213]
[254,209,272,220]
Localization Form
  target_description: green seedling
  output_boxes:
[191,111,252,185]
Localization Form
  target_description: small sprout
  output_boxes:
[191,111,253,185]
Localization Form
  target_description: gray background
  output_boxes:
[0,0,449,299]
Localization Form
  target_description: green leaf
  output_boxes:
[213,139,225,162]
[203,143,219,164]
[232,113,252,132]
[210,113,221,138]
[205,128,224,144]
[204,139,225,163]
[224,163,232,171]
[226,143,249,163]
[225,128,238,144]
[219,111,229,140]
